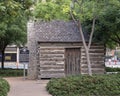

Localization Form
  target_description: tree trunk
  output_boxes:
[78,21,92,76]
[85,48,92,76]
[1,49,5,69]
[70,8,96,76]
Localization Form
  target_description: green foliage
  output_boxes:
[0,78,10,96]
[14,0,33,10]
[79,0,120,48]
[0,0,33,68]
[47,74,120,96]
[106,67,120,72]
[71,0,106,22]
[0,0,29,47]
[0,69,27,77]
[33,0,71,21]
[33,0,107,22]
[94,0,120,47]
[14,0,34,18]
[0,0,33,47]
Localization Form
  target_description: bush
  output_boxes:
[0,78,10,96]
[0,68,27,77]
[105,67,120,72]
[47,74,120,96]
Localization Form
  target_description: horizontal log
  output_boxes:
[90,47,105,49]
[40,70,64,74]
[81,63,105,67]
[81,68,105,72]
[81,56,104,59]
[81,64,105,68]
[40,51,64,54]
[81,61,104,64]
[81,53,105,56]
[81,48,105,51]
[40,65,64,70]
[38,73,65,79]
[40,47,64,50]
[82,50,105,53]
[40,49,64,52]
[40,61,64,65]
[81,63,105,66]
[81,46,104,50]
[82,57,104,61]
[81,55,105,59]
[40,56,64,60]
[40,54,64,58]
[40,64,64,67]
[40,58,65,61]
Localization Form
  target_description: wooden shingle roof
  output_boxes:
[34,20,88,42]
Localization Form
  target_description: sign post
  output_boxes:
[19,47,29,80]
[23,63,26,80]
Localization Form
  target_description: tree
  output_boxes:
[70,0,120,75]
[93,0,120,48]
[0,0,33,69]
[69,0,108,76]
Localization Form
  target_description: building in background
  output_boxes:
[106,47,120,61]
[0,45,29,69]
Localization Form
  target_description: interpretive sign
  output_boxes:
[19,47,29,63]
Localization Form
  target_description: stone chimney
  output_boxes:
[27,21,38,79]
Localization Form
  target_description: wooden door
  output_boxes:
[65,48,81,76]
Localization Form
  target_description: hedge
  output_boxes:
[0,68,27,77]
[47,74,120,96]
[0,78,10,96]
[105,67,120,72]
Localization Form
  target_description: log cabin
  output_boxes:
[27,20,105,79]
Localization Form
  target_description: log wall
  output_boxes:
[37,42,105,79]
[81,45,105,74]
[38,47,65,78]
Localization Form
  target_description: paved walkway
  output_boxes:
[4,77,52,96]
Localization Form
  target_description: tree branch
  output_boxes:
[110,37,120,44]
[88,17,96,49]
[70,9,88,50]
[75,0,83,6]
[69,10,78,26]
[114,32,120,42]
[78,20,88,50]
[69,10,87,48]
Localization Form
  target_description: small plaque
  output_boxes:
[19,48,29,63]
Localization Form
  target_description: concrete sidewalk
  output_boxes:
[4,77,52,96]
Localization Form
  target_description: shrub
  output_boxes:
[47,74,120,96]
[0,78,10,96]
[0,68,27,77]
[105,67,120,72]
